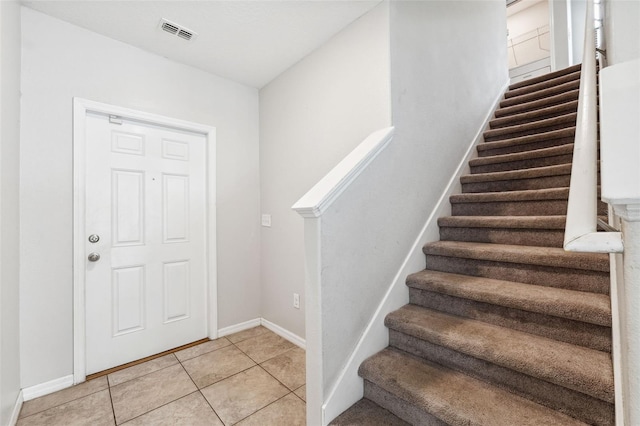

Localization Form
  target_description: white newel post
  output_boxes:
[600,59,640,424]
[610,205,640,424]
[301,217,324,426]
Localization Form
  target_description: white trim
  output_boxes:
[563,0,624,254]
[321,80,510,424]
[613,204,640,222]
[217,317,307,349]
[261,318,306,350]
[217,318,262,337]
[302,218,323,426]
[292,127,394,218]
[22,375,74,402]
[8,391,23,426]
[564,231,624,253]
[72,98,217,384]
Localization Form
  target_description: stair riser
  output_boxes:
[484,121,577,143]
[439,226,564,247]
[451,199,608,216]
[500,81,580,108]
[505,72,581,99]
[478,136,576,157]
[452,199,567,216]
[489,102,578,129]
[462,174,571,193]
[408,289,611,351]
[363,381,446,426]
[470,153,573,174]
[424,255,610,294]
[495,91,579,118]
[388,331,614,426]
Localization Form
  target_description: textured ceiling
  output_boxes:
[21,0,382,88]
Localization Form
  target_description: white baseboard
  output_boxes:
[261,318,306,349]
[218,317,306,350]
[19,319,303,407]
[8,390,23,426]
[217,318,262,337]
[22,375,74,402]
[321,79,511,425]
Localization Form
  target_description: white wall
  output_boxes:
[258,2,392,340]
[508,0,549,37]
[550,0,572,70]
[569,0,587,65]
[605,0,640,65]
[19,7,261,388]
[1,1,22,422]
[317,0,507,401]
[507,0,550,69]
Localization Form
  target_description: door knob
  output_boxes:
[88,253,101,262]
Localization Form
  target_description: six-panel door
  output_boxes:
[85,112,207,374]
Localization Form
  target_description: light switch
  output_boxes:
[261,214,272,227]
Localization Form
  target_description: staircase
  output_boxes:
[331,64,615,426]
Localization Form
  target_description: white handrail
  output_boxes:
[293,127,394,218]
[564,0,623,253]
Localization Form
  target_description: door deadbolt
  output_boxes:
[88,252,101,262]
[88,234,100,243]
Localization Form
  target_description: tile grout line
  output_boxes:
[18,328,303,425]
[230,390,299,426]
[109,360,205,424]
[176,360,226,425]
[107,380,118,426]
[116,390,203,425]
[229,333,306,402]
[17,381,110,421]
[109,335,261,424]
[107,353,180,389]
[194,331,305,425]
[223,337,305,425]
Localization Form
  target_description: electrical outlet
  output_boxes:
[261,214,271,227]
[293,293,300,309]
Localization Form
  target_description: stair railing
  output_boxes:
[563,0,623,253]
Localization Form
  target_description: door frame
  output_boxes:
[72,98,217,384]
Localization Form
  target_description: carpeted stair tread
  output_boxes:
[438,216,566,247]
[461,164,573,193]
[334,63,614,425]
[483,112,577,141]
[490,100,579,129]
[495,89,579,118]
[508,63,581,91]
[500,80,580,108]
[477,127,575,155]
[461,163,571,184]
[449,187,579,216]
[423,241,609,272]
[359,348,588,426]
[505,70,581,99]
[470,144,573,169]
[329,398,410,426]
[406,269,611,326]
[385,306,614,402]
[438,215,567,229]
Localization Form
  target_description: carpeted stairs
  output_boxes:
[331,63,614,426]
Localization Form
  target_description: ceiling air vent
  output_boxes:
[159,19,197,42]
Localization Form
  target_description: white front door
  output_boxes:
[84,111,207,375]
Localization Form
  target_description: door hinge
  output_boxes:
[109,115,123,125]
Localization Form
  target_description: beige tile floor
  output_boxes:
[18,326,306,426]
